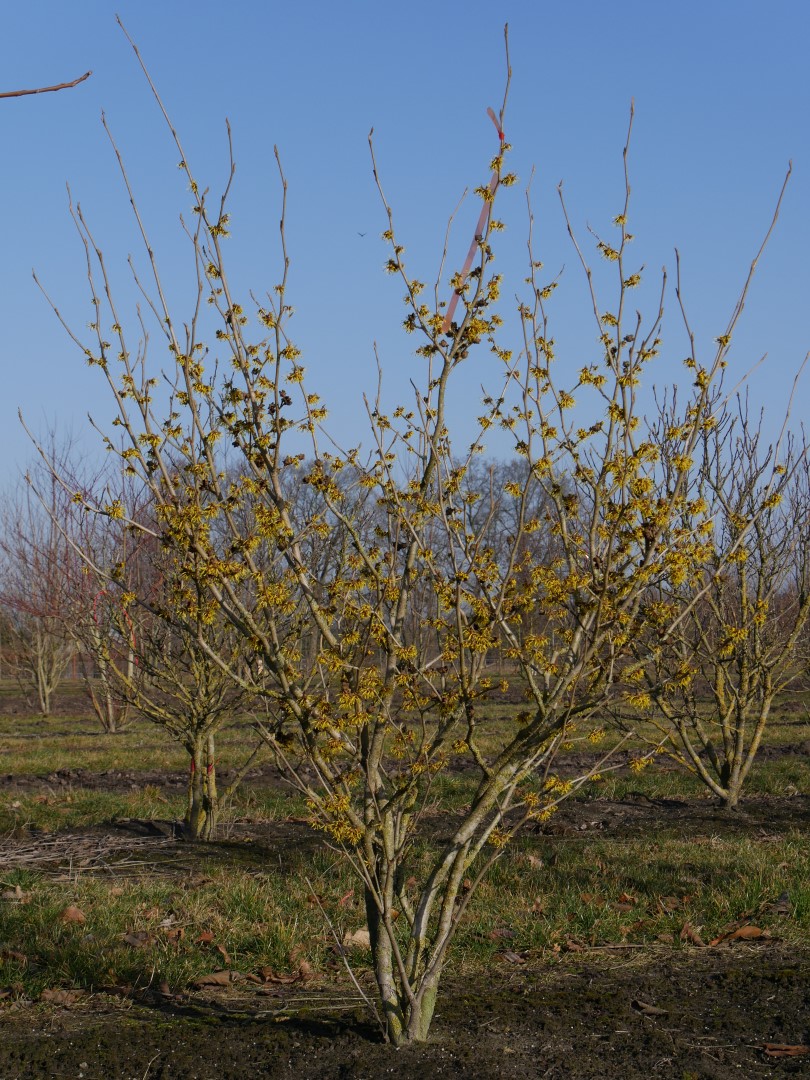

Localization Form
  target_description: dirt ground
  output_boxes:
[0,946,808,1079]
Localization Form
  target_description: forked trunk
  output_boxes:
[365,884,442,1046]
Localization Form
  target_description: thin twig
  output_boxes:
[0,71,91,99]
[303,876,385,1038]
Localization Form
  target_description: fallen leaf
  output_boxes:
[342,928,371,949]
[258,967,302,985]
[59,906,86,925]
[0,949,28,966]
[530,897,545,915]
[122,931,155,949]
[500,950,527,965]
[621,919,648,936]
[526,854,543,870]
[164,927,185,943]
[193,970,245,987]
[618,892,637,905]
[679,922,705,947]
[656,932,675,944]
[564,937,585,953]
[762,1043,810,1058]
[337,889,355,908]
[1,885,31,904]
[40,988,85,1005]
[709,923,771,946]
[632,998,668,1017]
[658,895,680,913]
[762,891,792,916]
[729,924,769,941]
[215,943,231,966]
[488,927,516,941]
[196,931,215,944]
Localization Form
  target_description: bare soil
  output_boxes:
[0,947,808,1078]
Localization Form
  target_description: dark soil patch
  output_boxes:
[4,792,810,863]
[1,948,808,1078]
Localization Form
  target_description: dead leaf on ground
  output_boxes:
[40,988,86,1005]
[215,943,231,966]
[122,931,155,949]
[529,897,545,915]
[710,923,771,946]
[258,967,299,985]
[1,885,32,904]
[0,949,28,966]
[342,928,371,949]
[579,893,605,906]
[631,998,668,1017]
[729,924,770,941]
[196,930,215,944]
[617,892,637,905]
[500,950,527,965]
[656,932,675,945]
[620,919,648,938]
[526,854,543,870]
[257,960,313,985]
[164,927,185,944]
[337,889,355,908]
[658,895,680,914]
[679,922,705,947]
[59,906,86,925]
[192,970,246,987]
[760,892,792,916]
[488,927,516,941]
[564,937,586,953]
[762,1043,810,1058]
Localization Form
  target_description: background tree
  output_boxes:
[624,392,810,808]
[0,470,76,715]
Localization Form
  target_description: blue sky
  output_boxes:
[2,0,808,483]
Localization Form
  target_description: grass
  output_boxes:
[1,686,809,1003]
[2,823,807,1000]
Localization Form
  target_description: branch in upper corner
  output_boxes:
[0,70,91,100]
